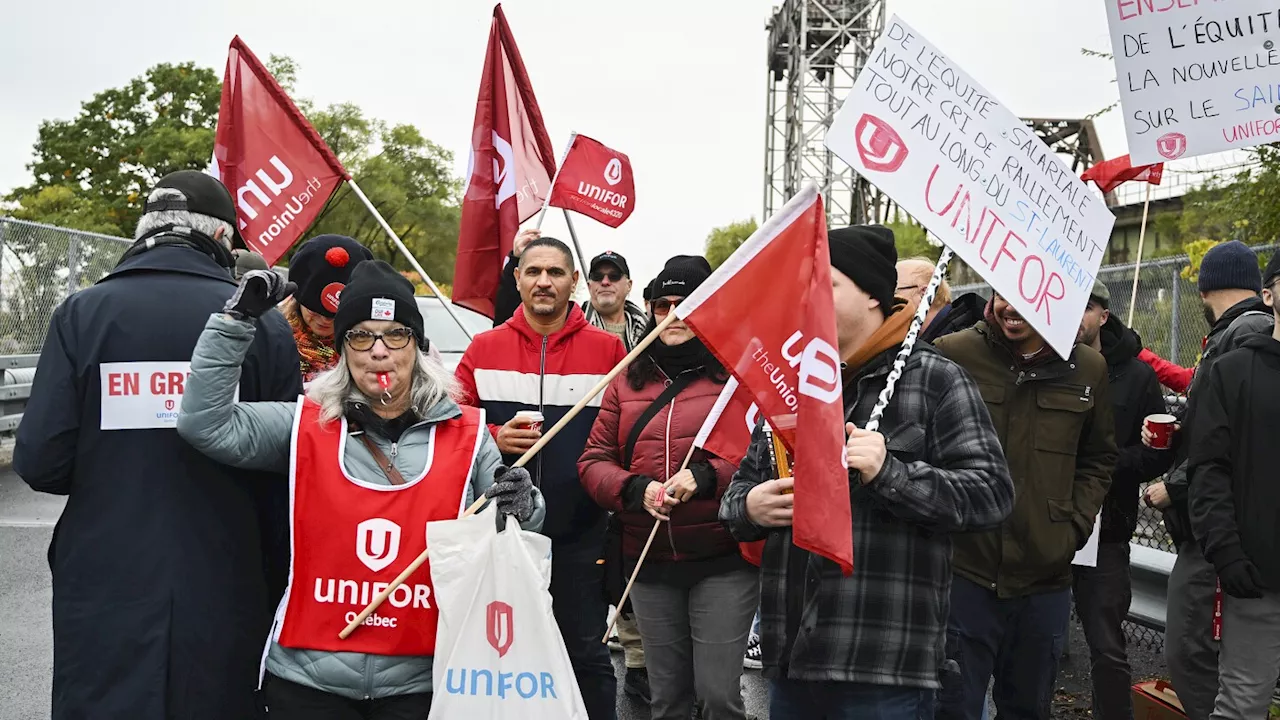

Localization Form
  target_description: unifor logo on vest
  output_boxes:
[232,155,324,251]
[313,518,433,624]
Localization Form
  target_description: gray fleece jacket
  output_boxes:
[176,313,545,700]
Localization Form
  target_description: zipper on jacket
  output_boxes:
[389,442,398,464]
[363,655,375,700]
[536,335,548,488]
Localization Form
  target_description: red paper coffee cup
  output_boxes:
[1145,414,1177,450]
[515,410,543,434]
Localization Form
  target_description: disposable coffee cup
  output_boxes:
[1144,414,1177,450]
[515,410,544,433]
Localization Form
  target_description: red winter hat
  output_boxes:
[289,235,374,317]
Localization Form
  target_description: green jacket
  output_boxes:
[934,322,1116,597]
[177,313,545,700]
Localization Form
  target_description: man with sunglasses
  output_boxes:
[456,237,627,720]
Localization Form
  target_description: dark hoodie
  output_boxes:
[921,291,987,343]
[1097,315,1176,543]
[1188,332,1280,586]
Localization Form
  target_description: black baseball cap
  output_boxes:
[589,251,630,278]
[146,170,245,247]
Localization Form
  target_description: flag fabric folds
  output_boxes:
[1081,154,1164,195]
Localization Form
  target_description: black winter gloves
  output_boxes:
[489,465,535,531]
[224,270,294,321]
[1218,558,1266,599]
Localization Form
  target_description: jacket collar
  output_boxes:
[1211,295,1270,338]
[974,321,1080,380]
[99,245,236,286]
[505,302,590,349]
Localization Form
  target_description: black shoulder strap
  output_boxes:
[623,373,696,471]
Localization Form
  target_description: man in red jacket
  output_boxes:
[455,237,626,720]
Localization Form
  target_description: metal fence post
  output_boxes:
[65,231,81,298]
[1170,265,1182,366]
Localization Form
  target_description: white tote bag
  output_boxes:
[426,513,588,720]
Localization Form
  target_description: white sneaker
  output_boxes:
[743,633,762,670]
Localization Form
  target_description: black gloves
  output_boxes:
[224,270,295,321]
[489,465,535,530]
[1218,558,1266,599]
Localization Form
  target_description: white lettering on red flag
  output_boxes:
[453,6,557,318]
[211,36,347,266]
[548,135,636,228]
[677,183,852,575]
[825,16,1116,358]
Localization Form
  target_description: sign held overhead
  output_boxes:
[825,16,1116,359]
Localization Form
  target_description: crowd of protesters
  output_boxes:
[13,170,1280,720]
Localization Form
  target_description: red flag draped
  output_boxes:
[548,134,636,228]
[212,36,347,266]
[693,376,767,566]
[676,184,852,574]
[1081,154,1164,195]
[453,4,557,318]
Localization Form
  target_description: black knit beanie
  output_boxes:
[651,255,713,298]
[828,225,898,316]
[289,235,375,317]
[333,261,427,353]
[1198,240,1261,294]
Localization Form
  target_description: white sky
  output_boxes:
[0,0,1126,292]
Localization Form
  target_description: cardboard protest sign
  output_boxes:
[1106,1,1280,165]
[825,16,1115,358]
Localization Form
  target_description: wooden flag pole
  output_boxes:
[602,442,698,644]
[340,312,678,639]
[1127,183,1153,327]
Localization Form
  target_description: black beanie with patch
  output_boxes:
[289,235,374,318]
[828,225,898,316]
[333,261,427,353]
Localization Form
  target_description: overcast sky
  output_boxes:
[1,0,1127,291]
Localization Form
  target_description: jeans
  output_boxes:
[1166,540,1220,720]
[263,674,431,720]
[630,569,757,720]
[936,576,1072,720]
[550,527,617,720]
[1071,541,1133,720]
[1211,590,1280,720]
[770,679,936,720]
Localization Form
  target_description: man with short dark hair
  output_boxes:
[14,171,301,719]
[720,225,1014,720]
[1186,252,1280,720]
[1072,280,1173,720]
[934,291,1116,720]
[456,237,626,720]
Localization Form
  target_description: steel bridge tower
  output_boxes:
[763,0,887,228]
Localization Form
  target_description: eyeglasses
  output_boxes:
[651,298,683,316]
[590,270,624,283]
[345,328,415,351]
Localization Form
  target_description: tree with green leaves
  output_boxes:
[704,219,757,269]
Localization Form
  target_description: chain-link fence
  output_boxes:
[0,217,132,355]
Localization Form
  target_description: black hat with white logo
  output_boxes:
[650,255,712,298]
[333,261,427,353]
[589,251,631,278]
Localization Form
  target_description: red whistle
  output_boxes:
[377,372,390,390]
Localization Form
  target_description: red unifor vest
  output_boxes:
[275,398,483,656]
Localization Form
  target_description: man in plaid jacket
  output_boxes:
[719,225,1014,719]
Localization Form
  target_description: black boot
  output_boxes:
[623,667,651,705]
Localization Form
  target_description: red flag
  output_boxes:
[453,4,557,318]
[212,36,347,266]
[676,183,852,574]
[1080,154,1164,195]
[693,376,766,566]
[548,134,635,228]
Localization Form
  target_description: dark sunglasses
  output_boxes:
[651,298,683,315]
[590,270,624,283]
[345,328,415,351]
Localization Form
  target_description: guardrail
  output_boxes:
[0,355,36,434]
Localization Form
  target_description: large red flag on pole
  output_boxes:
[453,4,557,318]
[212,36,348,266]
[676,183,853,574]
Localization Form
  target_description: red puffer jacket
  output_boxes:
[579,370,738,564]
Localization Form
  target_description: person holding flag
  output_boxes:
[716,223,1014,719]
[579,255,757,720]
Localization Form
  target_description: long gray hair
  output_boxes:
[307,346,462,424]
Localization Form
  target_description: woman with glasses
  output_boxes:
[580,255,758,720]
[177,260,544,719]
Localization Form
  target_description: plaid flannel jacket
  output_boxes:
[719,344,1014,689]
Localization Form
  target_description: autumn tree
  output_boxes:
[704,219,757,269]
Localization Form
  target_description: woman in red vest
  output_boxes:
[178,260,544,719]
[579,255,758,720]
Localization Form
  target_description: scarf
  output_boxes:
[648,335,712,378]
[283,297,340,383]
[843,300,916,374]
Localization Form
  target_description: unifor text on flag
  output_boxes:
[212,36,348,266]
[453,3,557,318]
[548,134,636,228]
[675,183,852,574]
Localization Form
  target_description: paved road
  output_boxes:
[0,468,767,719]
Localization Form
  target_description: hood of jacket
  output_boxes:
[1099,314,1142,368]
[923,291,987,342]
[1212,296,1271,338]
[1239,331,1280,356]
